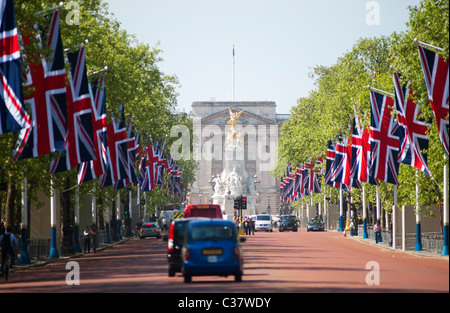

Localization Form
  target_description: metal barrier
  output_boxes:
[357,225,444,253]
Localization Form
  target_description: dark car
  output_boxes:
[167,217,207,277]
[278,215,298,232]
[307,218,325,231]
[181,219,245,283]
[139,222,162,239]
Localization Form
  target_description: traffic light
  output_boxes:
[234,198,240,210]
[241,197,247,210]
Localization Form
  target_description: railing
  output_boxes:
[17,228,131,261]
[357,225,444,253]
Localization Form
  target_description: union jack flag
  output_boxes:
[350,108,378,186]
[369,90,400,185]
[393,73,432,176]
[331,135,352,186]
[294,166,303,200]
[114,126,139,190]
[50,47,96,173]
[14,11,67,160]
[417,44,449,155]
[0,0,31,134]
[78,73,107,184]
[141,138,164,192]
[99,107,128,188]
[325,140,350,190]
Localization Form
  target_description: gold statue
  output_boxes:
[226,108,244,146]
[227,108,244,130]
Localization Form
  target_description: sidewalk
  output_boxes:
[11,237,133,273]
[333,229,449,260]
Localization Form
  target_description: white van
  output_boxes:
[255,214,273,232]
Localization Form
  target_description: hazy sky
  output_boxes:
[106,0,422,114]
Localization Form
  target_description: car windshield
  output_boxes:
[190,225,235,241]
[309,219,323,225]
[143,224,156,228]
[281,216,296,223]
[257,216,271,221]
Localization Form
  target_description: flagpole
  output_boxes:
[376,185,382,242]
[413,38,445,52]
[362,184,368,238]
[367,85,395,98]
[339,188,344,232]
[35,2,64,15]
[442,156,449,255]
[232,45,235,102]
[414,171,422,251]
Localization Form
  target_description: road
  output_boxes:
[1,228,448,294]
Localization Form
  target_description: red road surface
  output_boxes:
[1,229,448,293]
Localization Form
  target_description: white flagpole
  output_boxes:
[232,45,235,102]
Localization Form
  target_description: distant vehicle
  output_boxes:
[181,219,245,283]
[139,222,162,239]
[279,215,298,232]
[255,214,273,232]
[184,204,222,219]
[307,218,325,232]
[167,217,207,277]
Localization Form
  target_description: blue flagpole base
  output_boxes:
[106,223,111,244]
[414,223,422,252]
[74,225,82,253]
[363,219,368,239]
[49,226,59,259]
[339,216,344,232]
[441,224,448,256]
[18,227,30,264]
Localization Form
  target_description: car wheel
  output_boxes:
[184,275,192,283]
[168,267,175,277]
[139,236,144,239]
[235,273,242,282]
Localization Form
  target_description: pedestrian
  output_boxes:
[250,218,255,235]
[0,226,19,273]
[244,217,249,235]
[373,221,382,244]
[83,226,91,253]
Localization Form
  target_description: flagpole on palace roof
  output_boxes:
[232,45,235,102]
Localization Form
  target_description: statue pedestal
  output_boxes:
[210,137,257,216]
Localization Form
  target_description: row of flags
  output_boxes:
[0,1,184,198]
[281,42,449,201]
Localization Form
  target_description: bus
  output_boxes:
[184,204,223,219]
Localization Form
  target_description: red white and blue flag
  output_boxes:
[393,73,432,176]
[0,0,31,134]
[99,107,128,188]
[417,44,449,156]
[50,47,96,173]
[14,10,67,160]
[78,73,107,184]
[369,90,400,185]
[350,108,378,186]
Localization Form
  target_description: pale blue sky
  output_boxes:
[106,0,421,114]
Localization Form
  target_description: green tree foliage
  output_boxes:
[0,1,196,227]
[276,0,448,213]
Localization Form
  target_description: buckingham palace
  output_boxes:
[189,101,289,216]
